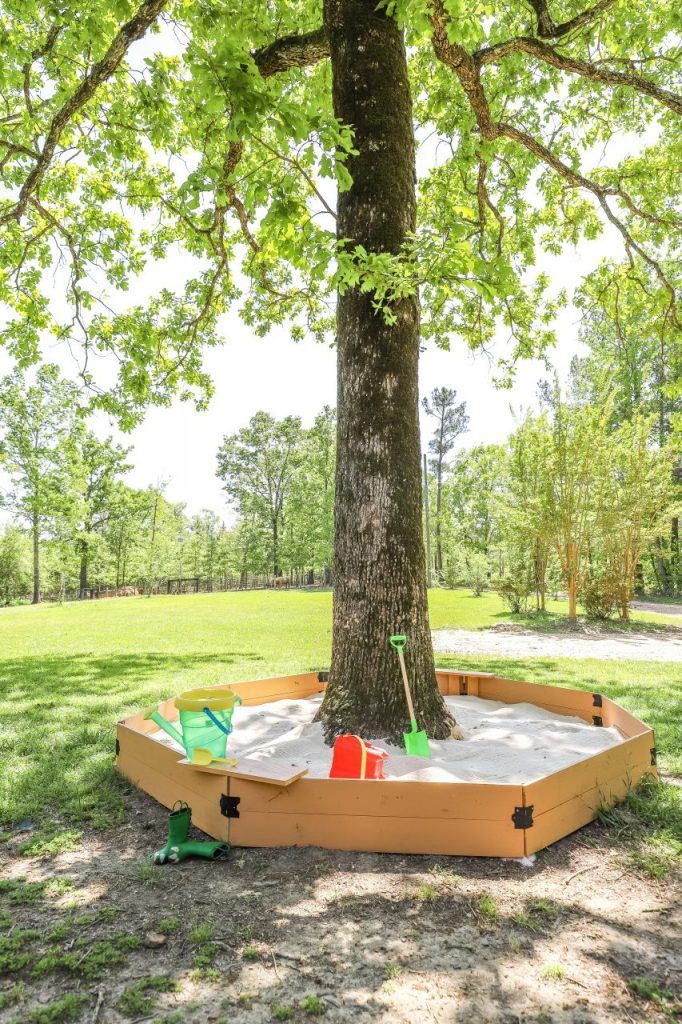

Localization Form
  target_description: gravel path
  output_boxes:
[433,623,682,662]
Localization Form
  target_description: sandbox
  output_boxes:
[116,669,657,858]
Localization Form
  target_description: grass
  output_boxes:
[117,976,178,1018]
[475,893,501,924]
[0,588,680,836]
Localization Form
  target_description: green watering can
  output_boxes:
[144,687,241,760]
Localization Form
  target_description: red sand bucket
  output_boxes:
[329,734,388,780]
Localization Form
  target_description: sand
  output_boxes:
[194,693,624,784]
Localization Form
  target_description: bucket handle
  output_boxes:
[203,706,233,737]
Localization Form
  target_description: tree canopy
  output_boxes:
[1,0,679,424]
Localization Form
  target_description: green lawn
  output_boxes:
[0,588,680,831]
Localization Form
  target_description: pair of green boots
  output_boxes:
[154,801,230,865]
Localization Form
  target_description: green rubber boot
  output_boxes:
[165,839,231,862]
[154,801,191,864]
[153,801,230,864]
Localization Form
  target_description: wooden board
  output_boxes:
[228,808,526,858]
[477,676,597,722]
[229,776,522,822]
[179,755,309,787]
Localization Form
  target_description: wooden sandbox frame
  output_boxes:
[116,670,657,859]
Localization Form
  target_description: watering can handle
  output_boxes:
[203,706,232,736]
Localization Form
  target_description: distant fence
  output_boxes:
[42,568,333,604]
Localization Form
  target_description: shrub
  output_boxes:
[581,567,620,620]
[496,573,533,615]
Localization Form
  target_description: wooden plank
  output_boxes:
[118,750,229,842]
[230,672,324,705]
[229,809,525,858]
[436,671,482,697]
[523,731,655,812]
[477,676,596,721]
[229,776,522,822]
[524,757,655,856]
[179,756,309,787]
[600,697,649,738]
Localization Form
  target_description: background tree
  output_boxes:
[0,526,31,605]
[543,387,612,621]
[70,431,131,596]
[216,413,303,578]
[594,415,678,618]
[422,387,469,576]
[574,266,682,593]
[0,0,680,739]
[0,366,79,603]
[505,416,554,611]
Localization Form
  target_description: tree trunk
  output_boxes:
[318,0,453,745]
[435,460,443,574]
[32,513,40,604]
[272,517,280,578]
[79,540,88,598]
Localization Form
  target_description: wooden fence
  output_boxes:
[42,568,332,604]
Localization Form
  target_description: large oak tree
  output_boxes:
[0,0,679,741]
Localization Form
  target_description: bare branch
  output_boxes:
[475,36,682,116]
[1,0,168,227]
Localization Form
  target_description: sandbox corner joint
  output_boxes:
[220,794,241,819]
[512,805,534,830]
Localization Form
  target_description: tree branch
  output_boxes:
[1,0,168,226]
[253,26,329,79]
[475,36,682,116]
[430,0,680,322]
[526,0,617,39]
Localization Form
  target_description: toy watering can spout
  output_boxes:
[144,706,185,750]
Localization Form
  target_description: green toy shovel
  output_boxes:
[389,634,431,758]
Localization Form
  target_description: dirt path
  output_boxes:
[433,623,682,662]
[1,789,680,1024]
[631,600,682,617]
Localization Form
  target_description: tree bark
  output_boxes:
[435,459,443,574]
[32,513,40,604]
[318,0,453,745]
[79,539,88,597]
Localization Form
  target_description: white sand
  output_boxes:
[210,694,624,784]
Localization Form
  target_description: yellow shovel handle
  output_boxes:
[397,650,416,722]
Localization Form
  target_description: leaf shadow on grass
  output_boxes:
[0,651,261,828]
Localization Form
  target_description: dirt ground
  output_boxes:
[1,787,680,1024]
[433,622,682,663]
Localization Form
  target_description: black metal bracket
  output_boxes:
[512,805,534,830]
[650,747,658,766]
[318,671,329,683]
[115,738,120,756]
[592,715,603,727]
[592,693,603,708]
[460,677,469,696]
[219,795,241,819]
